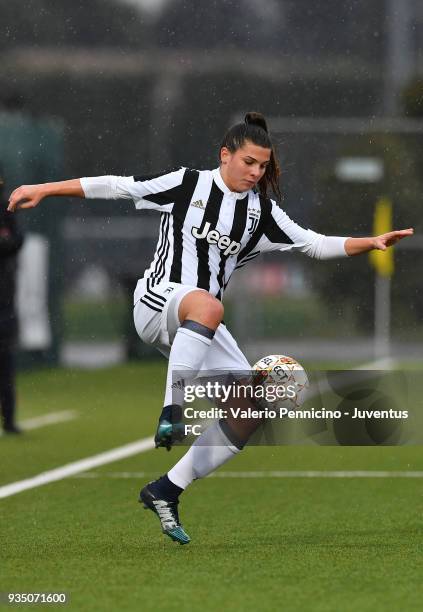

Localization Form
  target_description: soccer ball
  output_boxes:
[252,354,309,410]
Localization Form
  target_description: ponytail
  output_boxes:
[220,111,282,200]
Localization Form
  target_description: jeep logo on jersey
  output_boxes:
[191,222,241,256]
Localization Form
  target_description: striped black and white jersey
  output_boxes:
[81,167,348,302]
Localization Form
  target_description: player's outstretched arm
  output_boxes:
[345,229,414,256]
[7,179,85,212]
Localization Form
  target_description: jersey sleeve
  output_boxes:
[257,201,349,259]
[80,167,186,213]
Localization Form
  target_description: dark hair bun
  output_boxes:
[244,111,268,133]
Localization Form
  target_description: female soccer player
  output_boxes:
[8,112,413,545]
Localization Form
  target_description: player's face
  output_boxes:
[220,141,271,192]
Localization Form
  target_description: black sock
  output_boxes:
[150,474,183,502]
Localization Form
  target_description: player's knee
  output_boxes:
[205,297,224,325]
[180,292,224,329]
[191,295,223,328]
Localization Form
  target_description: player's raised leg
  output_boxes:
[154,289,223,451]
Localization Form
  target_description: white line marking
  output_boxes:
[70,470,423,479]
[0,437,154,499]
[0,357,404,499]
[354,357,396,370]
[20,410,78,431]
[0,410,78,438]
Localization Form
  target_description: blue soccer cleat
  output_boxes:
[154,404,185,451]
[139,483,191,545]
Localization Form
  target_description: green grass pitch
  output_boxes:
[1,362,423,611]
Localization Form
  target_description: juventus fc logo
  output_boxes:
[247,216,259,234]
[191,222,241,256]
[247,208,260,235]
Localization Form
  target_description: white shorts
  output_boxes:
[133,279,251,372]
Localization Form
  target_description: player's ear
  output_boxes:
[220,147,231,165]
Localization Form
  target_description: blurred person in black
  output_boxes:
[0,169,23,434]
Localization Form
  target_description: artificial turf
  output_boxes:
[1,363,422,611]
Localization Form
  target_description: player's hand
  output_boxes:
[7,184,45,212]
[373,228,414,251]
